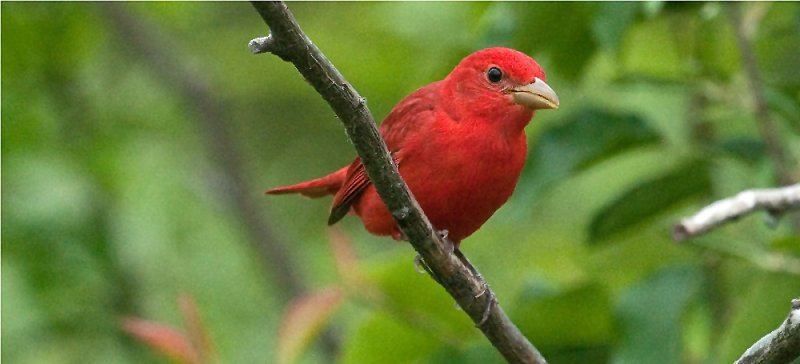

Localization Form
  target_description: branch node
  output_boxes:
[248,34,274,54]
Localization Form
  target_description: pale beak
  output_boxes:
[509,77,559,110]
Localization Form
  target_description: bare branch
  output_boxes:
[735,298,800,364]
[674,184,800,240]
[249,2,546,363]
[728,3,797,187]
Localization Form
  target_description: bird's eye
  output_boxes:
[487,67,503,83]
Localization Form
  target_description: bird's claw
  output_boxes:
[413,254,426,274]
[475,282,488,298]
[413,254,443,284]
[475,288,497,327]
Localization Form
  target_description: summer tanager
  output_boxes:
[267,47,559,247]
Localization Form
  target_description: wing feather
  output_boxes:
[326,82,441,225]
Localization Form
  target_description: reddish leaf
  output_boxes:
[179,294,216,363]
[327,227,362,285]
[278,287,345,364]
[121,317,199,364]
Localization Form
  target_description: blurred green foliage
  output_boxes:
[3,2,799,364]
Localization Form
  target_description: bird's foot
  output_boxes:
[413,254,427,274]
[474,285,497,327]
[452,248,496,326]
[411,229,451,283]
[413,254,444,285]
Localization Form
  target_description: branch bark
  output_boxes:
[673,184,800,240]
[735,298,800,364]
[249,2,546,363]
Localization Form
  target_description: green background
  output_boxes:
[3,2,799,363]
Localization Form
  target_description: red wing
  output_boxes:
[328,158,370,225]
[379,81,441,149]
[326,82,441,225]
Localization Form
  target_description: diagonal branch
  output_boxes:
[249,2,546,363]
[673,184,800,241]
[735,298,800,364]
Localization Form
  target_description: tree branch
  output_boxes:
[673,184,800,241]
[735,298,800,364]
[249,2,546,363]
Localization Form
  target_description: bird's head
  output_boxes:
[442,47,559,131]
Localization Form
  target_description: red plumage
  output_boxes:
[267,47,559,246]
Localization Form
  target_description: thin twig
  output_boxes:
[735,298,800,364]
[673,184,800,240]
[728,2,797,187]
[98,2,340,357]
[99,0,303,300]
[249,2,546,363]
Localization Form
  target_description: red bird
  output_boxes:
[268,47,559,247]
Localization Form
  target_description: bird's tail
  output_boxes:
[265,166,348,198]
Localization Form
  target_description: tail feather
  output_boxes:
[266,167,348,198]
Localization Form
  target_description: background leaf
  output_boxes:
[278,288,345,364]
[611,265,703,364]
[589,159,713,242]
[516,107,661,204]
[513,281,615,363]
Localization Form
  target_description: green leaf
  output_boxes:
[770,235,800,256]
[611,265,703,364]
[426,343,501,364]
[512,3,598,80]
[361,253,475,340]
[755,3,800,88]
[592,2,639,51]
[619,16,686,80]
[716,137,766,164]
[695,7,740,81]
[516,107,661,203]
[589,159,712,242]
[277,287,345,364]
[339,312,442,364]
[765,87,800,133]
[716,271,800,363]
[513,281,615,353]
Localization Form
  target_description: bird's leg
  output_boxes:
[414,254,444,285]
[413,229,452,277]
[413,254,430,274]
[454,248,496,327]
[413,229,498,325]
